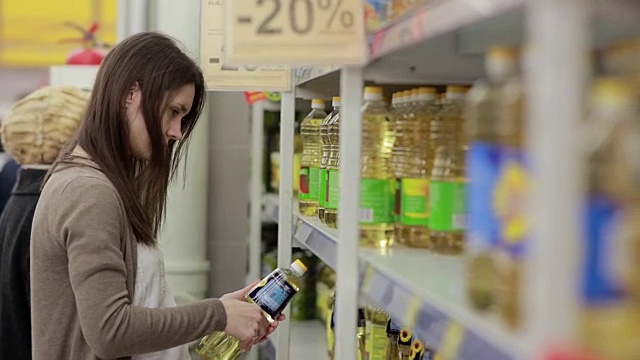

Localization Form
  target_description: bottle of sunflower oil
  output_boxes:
[196,260,308,360]
[327,294,336,359]
[397,327,414,360]
[390,90,411,240]
[395,87,438,248]
[493,56,530,330]
[361,86,395,248]
[325,97,343,228]
[409,338,425,360]
[365,307,389,360]
[319,97,341,223]
[299,99,327,216]
[385,319,401,360]
[428,86,468,255]
[580,77,640,360]
[465,45,519,312]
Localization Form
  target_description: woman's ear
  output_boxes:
[125,82,140,108]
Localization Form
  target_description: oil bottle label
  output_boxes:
[319,168,328,207]
[327,170,340,209]
[299,166,320,201]
[428,180,467,231]
[299,166,310,198]
[583,195,626,305]
[360,178,394,224]
[494,148,529,258]
[400,178,430,226]
[248,271,297,319]
[368,324,389,360]
[467,142,501,252]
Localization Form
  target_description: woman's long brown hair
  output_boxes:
[51,32,206,245]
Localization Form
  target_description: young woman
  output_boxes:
[30,32,279,360]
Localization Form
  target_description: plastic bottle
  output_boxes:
[357,308,367,360]
[361,86,395,248]
[196,260,308,360]
[385,319,401,360]
[325,96,343,228]
[397,327,414,360]
[465,45,519,311]
[394,87,438,248]
[319,97,341,223]
[390,90,410,240]
[580,77,640,360]
[428,86,468,254]
[299,99,327,216]
[365,307,389,360]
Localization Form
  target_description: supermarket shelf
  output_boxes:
[264,196,528,360]
[262,320,328,360]
[294,215,338,270]
[359,249,529,360]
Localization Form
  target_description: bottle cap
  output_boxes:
[291,259,308,275]
[417,87,437,101]
[446,86,468,100]
[486,45,518,81]
[364,86,383,101]
[590,76,635,110]
[332,96,341,107]
[410,88,419,102]
[311,99,325,109]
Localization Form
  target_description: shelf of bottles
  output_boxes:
[256,1,640,360]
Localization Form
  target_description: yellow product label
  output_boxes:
[369,324,388,360]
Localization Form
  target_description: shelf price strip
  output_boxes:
[361,263,516,360]
[224,0,367,65]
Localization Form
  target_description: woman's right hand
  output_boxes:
[220,283,268,347]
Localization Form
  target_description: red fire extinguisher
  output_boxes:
[60,22,110,65]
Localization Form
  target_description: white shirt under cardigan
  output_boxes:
[132,244,191,360]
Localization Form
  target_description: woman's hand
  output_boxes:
[238,313,286,351]
[220,282,268,348]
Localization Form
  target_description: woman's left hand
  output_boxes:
[238,313,286,351]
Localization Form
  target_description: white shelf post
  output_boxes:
[524,0,589,354]
[249,102,265,284]
[335,66,364,360]
[276,77,297,360]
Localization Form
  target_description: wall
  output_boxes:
[0,68,48,118]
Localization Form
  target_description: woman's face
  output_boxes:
[125,83,195,160]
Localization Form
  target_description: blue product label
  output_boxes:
[248,270,297,319]
[583,195,625,305]
[467,142,501,252]
[493,147,530,258]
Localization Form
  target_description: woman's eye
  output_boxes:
[172,109,179,116]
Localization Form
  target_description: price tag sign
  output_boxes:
[224,0,366,65]
[200,0,292,91]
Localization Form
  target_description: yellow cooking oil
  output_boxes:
[397,327,414,360]
[325,96,343,228]
[196,260,307,360]
[492,59,529,330]
[428,86,468,255]
[409,338,425,360]
[319,97,341,223]
[465,45,519,312]
[580,77,640,360]
[390,90,411,242]
[299,99,327,216]
[395,87,438,248]
[360,86,395,248]
[385,318,401,360]
[365,307,389,360]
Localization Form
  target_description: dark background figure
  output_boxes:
[0,86,90,359]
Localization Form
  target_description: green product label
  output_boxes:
[326,170,340,209]
[318,168,328,207]
[369,324,389,360]
[360,178,394,224]
[308,166,320,199]
[400,178,430,226]
[428,180,467,231]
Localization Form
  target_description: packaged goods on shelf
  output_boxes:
[360,86,396,249]
[319,97,341,223]
[365,0,392,32]
[299,99,327,216]
[428,86,469,255]
[580,75,640,360]
[464,45,520,314]
[325,98,342,228]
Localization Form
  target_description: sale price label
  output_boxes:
[200,0,292,91]
[225,0,366,65]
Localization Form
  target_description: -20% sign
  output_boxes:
[237,0,355,35]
